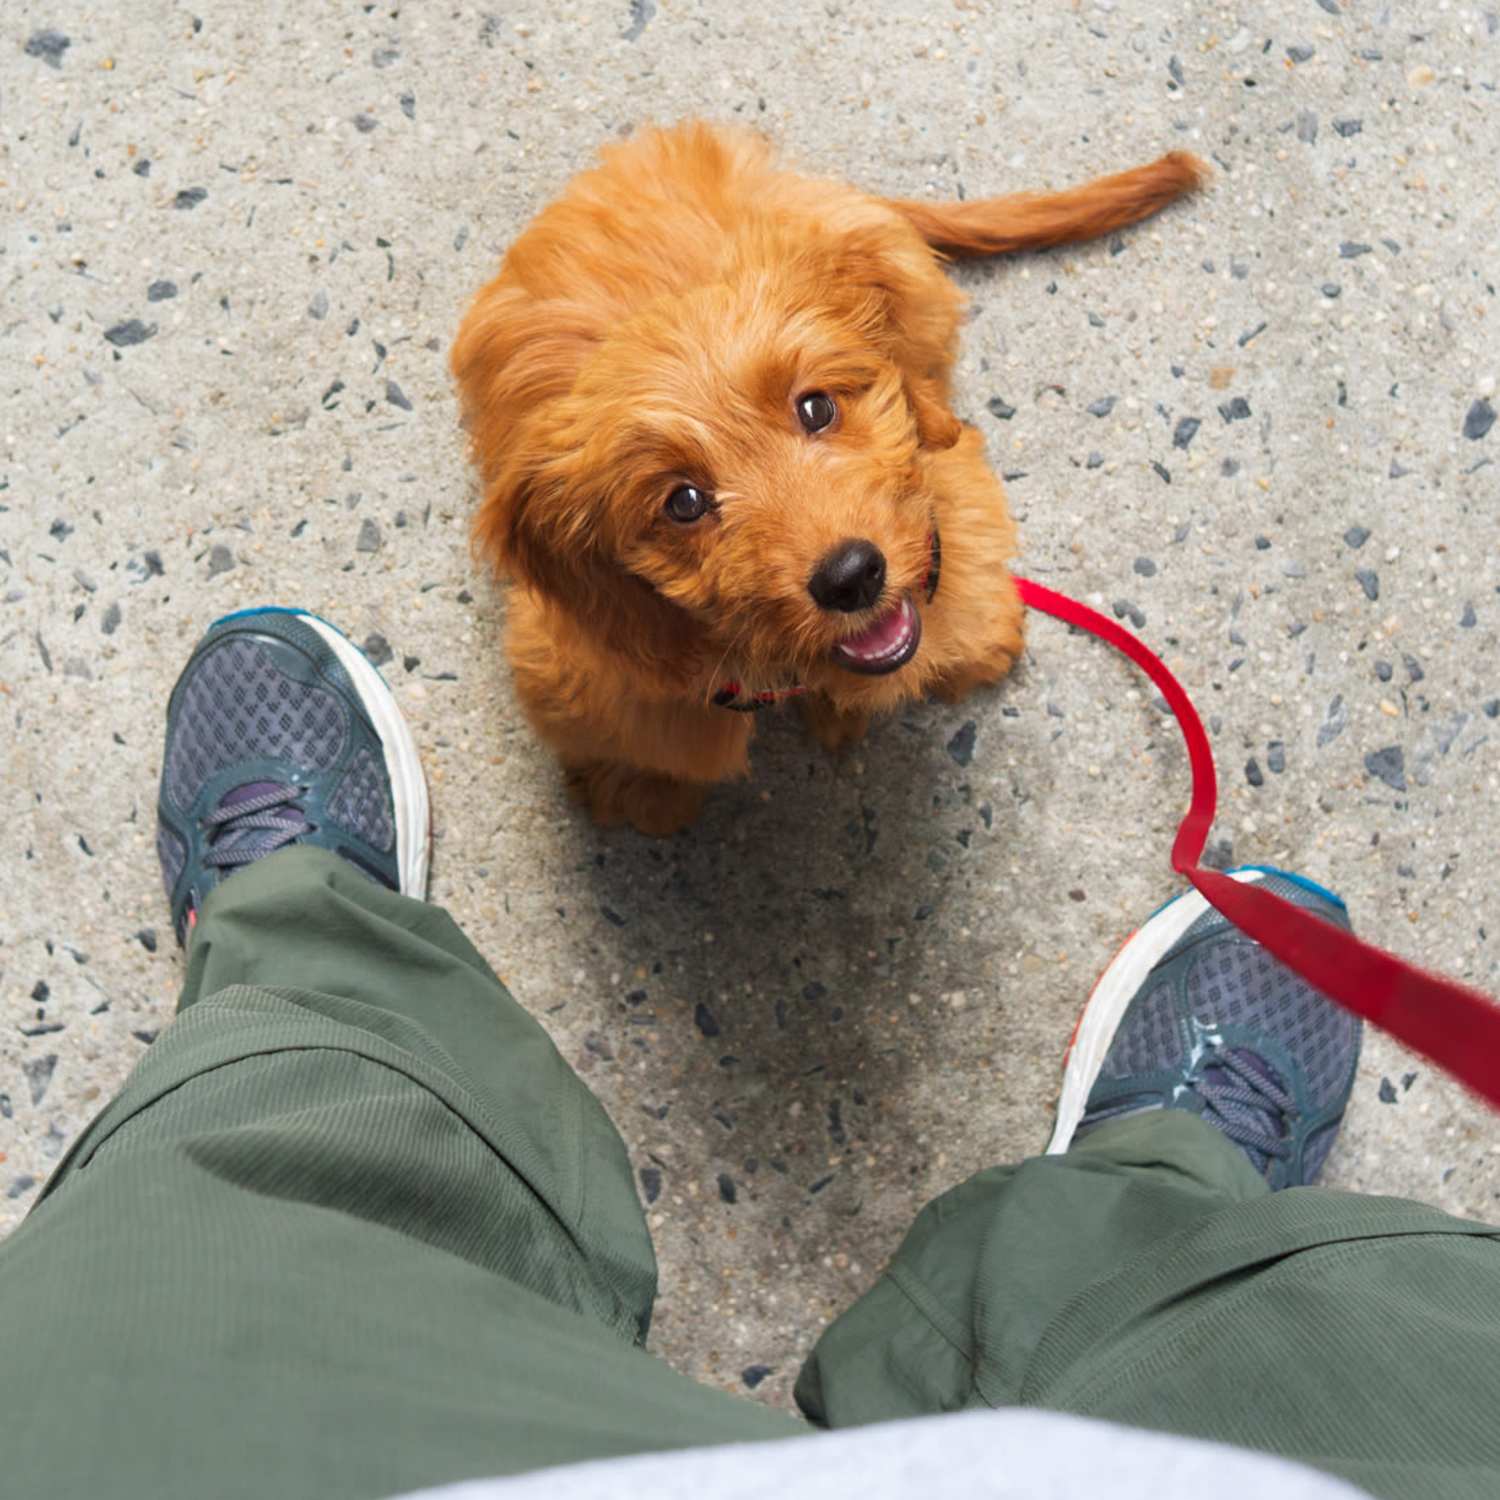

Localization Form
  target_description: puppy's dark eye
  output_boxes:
[795,391,837,433]
[665,484,712,523]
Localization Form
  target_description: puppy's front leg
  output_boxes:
[800,692,871,754]
[566,761,706,838]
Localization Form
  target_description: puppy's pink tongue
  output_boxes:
[836,597,914,665]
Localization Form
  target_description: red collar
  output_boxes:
[713,529,942,712]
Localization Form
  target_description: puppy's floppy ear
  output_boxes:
[903,373,963,451]
[826,222,965,451]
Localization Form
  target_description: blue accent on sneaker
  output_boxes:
[157,608,416,944]
[1076,867,1361,1189]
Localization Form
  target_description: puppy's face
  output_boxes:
[490,271,961,706]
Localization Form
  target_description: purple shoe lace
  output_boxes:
[201,782,312,870]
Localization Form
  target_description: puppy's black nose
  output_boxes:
[808,540,887,614]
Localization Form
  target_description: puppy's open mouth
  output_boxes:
[831,595,921,676]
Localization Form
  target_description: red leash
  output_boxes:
[1015,576,1500,1112]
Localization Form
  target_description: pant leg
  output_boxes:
[0,848,799,1500]
[797,1108,1500,1499]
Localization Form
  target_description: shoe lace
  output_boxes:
[201,785,312,869]
[1194,1045,1295,1163]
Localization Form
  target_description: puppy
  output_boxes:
[453,123,1202,835]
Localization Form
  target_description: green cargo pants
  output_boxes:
[3,848,1497,1499]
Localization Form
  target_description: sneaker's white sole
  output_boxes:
[1045,867,1272,1156]
[300,614,431,900]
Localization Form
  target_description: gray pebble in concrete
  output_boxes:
[1365,747,1407,792]
[1465,400,1496,441]
[1355,569,1380,602]
[1087,397,1116,417]
[25,30,71,66]
[104,320,155,347]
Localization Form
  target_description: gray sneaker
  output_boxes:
[1046,867,1361,1188]
[156,607,430,943]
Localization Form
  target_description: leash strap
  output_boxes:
[1014,575,1500,1111]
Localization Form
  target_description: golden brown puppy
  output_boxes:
[453,123,1203,835]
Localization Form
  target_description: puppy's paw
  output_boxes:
[800,694,871,755]
[566,762,706,837]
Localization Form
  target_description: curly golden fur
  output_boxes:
[453,123,1204,834]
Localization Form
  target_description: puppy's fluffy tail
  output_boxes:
[887,151,1207,257]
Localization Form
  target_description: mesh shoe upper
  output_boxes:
[157,610,401,942]
[1080,871,1361,1188]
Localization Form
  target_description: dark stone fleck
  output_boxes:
[1343,525,1370,549]
[1389,459,1412,479]
[1254,535,1271,550]
[1134,557,1157,577]
[1296,110,1318,144]
[23,1054,58,1106]
[104,319,156,347]
[1484,699,1500,719]
[206,544,235,577]
[1374,660,1393,682]
[1464,399,1497,441]
[600,905,626,928]
[1287,44,1315,62]
[986,395,1016,420]
[1172,416,1201,449]
[25,30,71,66]
[1151,461,1171,485]
[1364,746,1407,792]
[372,46,400,67]
[136,927,158,952]
[623,0,657,40]
[1218,397,1252,423]
[31,980,50,1004]
[133,158,152,177]
[694,1002,720,1038]
[403,654,421,673]
[1333,118,1363,137]
[400,91,416,119]
[353,113,378,133]
[356,519,382,553]
[947,720,978,767]
[741,1365,773,1390]
[1245,757,1264,788]
[1402,1072,1418,1092]
[1322,282,1342,298]
[307,289,329,320]
[147,279,178,302]
[808,1174,835,1195]
[1354,568,1379,601]
[639,1166,662,1204]
[1221,458,1241,477]
[385,379,413,412]
[1378,1076,1398,1104]
[1460,602,1477,628]
[1087,396,1117,418]
[1111,599,1147,630]
[1086,451,1104,470]
[362,632,393,667]
[717,1172,737,1204]
[1268,741,1287,774]
[1339,241,1372,259]
[101,601,121,635]
[1317,695,1348,747]
[1168,55,1185,86]
[1237,321,1268,348]
[173,187,208,209]
[5,1176,37,1200]
[132,1029,158,1045]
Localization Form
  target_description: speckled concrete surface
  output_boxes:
[4,0,1499,1410]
